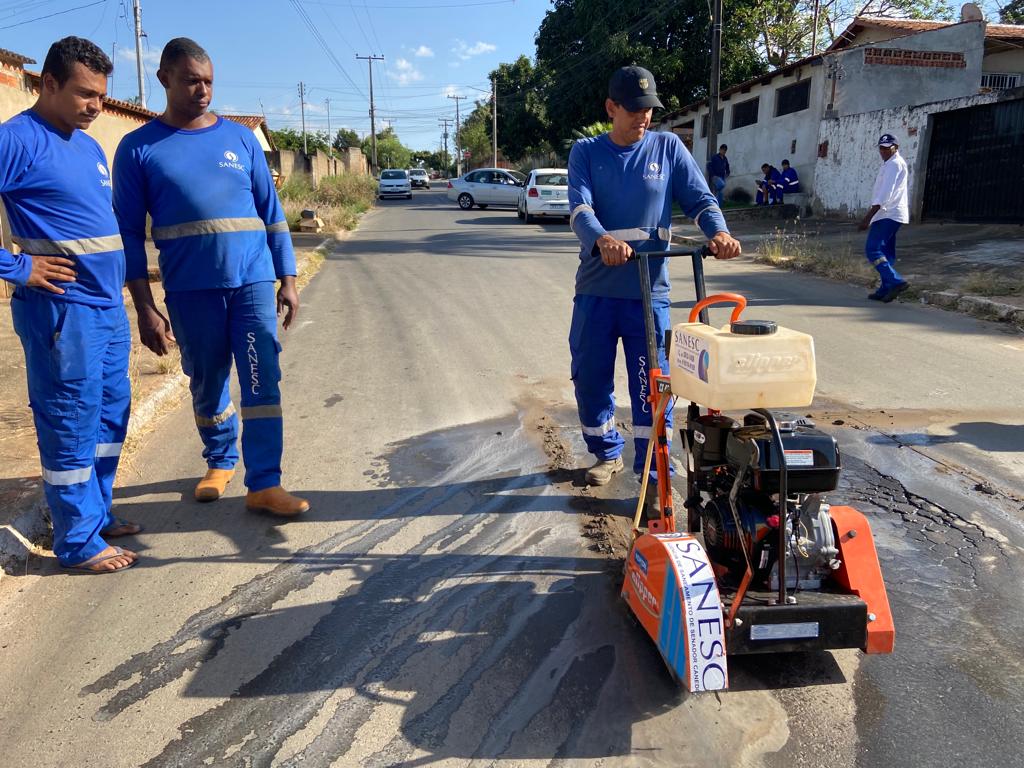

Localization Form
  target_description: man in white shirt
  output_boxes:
[858,133,909,302]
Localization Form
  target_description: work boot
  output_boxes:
[195,468,236,502]
[880,281,909,303]
[246,486,310,517]
[867,287,887,301]
[585,456,624,486]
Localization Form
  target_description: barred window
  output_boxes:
[731,97,759,129]
[700,109,724,138]
[776,80,811,117]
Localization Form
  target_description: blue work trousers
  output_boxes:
[165,282,283,491]
[569,295,673,477]
[864,219,905,288]
[710,176,726,206]
[11,289,131,566]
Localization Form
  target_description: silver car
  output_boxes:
[446,168,524,210]
[517,168,570,223]
[378,169,412,199]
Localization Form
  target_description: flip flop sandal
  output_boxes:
[62,546,138,574]
[101,516,143,537]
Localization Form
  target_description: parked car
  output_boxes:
[517,168,570,223]
[446,168,524,210]
[408,168,430,189]
[378,169,412,199]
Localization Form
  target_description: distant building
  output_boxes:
[657,11,1024,223]
[221,113,277,152]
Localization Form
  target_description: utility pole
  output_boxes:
[492,74,498,167]
[811,0,820,55]
[705,0,723,175]
[448,94,466,176]
[439,118,450,177]
[132,0,146,108]
[357,54,385,173]
[110,42,116,93]
[325,98,332,155]
[298,81,308,155]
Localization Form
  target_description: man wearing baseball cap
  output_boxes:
[567,65,741,489]
[858,133,909,302]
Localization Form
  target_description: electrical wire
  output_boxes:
[0,0,104,29]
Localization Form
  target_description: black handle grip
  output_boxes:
[625,245,712,261]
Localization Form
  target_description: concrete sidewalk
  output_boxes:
[0,234,328,580]
[674,211,1024,325]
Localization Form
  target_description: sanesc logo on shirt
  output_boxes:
[97,162,112,188]
[219,149,246,172]
[643,160,665,182]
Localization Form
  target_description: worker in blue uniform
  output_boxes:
[756,164,784,205]
[706,144,729,206]
[113,38,307,517]
[0,38,139,573]
[780,160,801,196]
[568,66,741,488]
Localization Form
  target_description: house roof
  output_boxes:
[828,16,1024,51]
[221,113,264,130]
[20,68,157,120]
[0,48,34,67]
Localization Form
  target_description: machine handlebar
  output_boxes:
[689,294,747,324]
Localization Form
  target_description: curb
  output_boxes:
[0,245,329,581]
[919,290,1024,326]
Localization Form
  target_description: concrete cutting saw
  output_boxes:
[619,246,894,693]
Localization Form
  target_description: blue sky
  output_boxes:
[6,0,550,151]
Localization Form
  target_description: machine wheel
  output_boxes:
[478,204,489,210]
[458,193,474,210]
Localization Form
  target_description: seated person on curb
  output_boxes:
[756,163,784,205]
[567,65,741,493]
[781,160,801,195]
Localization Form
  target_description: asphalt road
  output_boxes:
[0,189,1021,767]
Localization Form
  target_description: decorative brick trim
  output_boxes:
[864,48,966,68]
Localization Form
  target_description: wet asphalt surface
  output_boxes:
[0,190,1022,767]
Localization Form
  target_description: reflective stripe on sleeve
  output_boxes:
[195,403,236,428]
[12,234,124,256]
[569,204,595,229]
[152,217,267,241]
[265,221,290,234]
[240,404,283,420]
[692,205,723,226]
[581,419,616,437]
[42,466,93,486]
[95,442,123,458]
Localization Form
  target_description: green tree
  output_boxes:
[457,105,493,168]
[534,0,766,148]
[1001,0,1024,22]
[489,56,552,163]
[268,127,331,153]
[362,127,413,170]
[333,128,361,151]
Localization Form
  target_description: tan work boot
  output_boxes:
[195,468,236,502]
[585,456,624,486]
[245,486,310,517]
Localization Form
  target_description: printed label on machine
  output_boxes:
[783,449,815,467]
[673,330,711,383]
[750,622,820,640]
[659,536,728,691]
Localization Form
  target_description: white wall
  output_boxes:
[811,90,1008,219]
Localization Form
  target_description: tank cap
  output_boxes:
[730,319,778,335]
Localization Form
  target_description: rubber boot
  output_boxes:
[585,456,624,486]
[246,486,310,517]
[195,468,236,502]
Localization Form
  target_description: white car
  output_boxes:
[446,168,524,210]
[378,169,412,199]
[517,168,570,223]
[407,168,430,189]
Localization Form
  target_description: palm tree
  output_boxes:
[564,121,612,152]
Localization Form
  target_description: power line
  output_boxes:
[287,0,366,98]
[0,0,103,29]
[307,0,513,7]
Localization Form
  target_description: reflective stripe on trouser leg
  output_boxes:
[165,290,240,471]
[621,297,674,478]
[94,306,132,523]
[10,292,118,566]
[864,219,904,288]
[231,282,284,491]
[568,295,624,461]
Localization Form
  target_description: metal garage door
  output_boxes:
[922,97,1024,223]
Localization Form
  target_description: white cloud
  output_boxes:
[118,47,161,68]
[392,58,423,86]
[442,84,464,99]
[451,40,496,60]
[413,45,434,58]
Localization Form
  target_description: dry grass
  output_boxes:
[960,271,1023,297]
[753,229,877,286]
[279,174,377,232]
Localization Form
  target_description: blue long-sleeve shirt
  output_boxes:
[781,167,800,192]
[707,152,730,179]
[113,116,295,292]
[0,111,125,307]
[568,130,727,300]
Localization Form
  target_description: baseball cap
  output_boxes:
[608,66,664,112]
[878,133,898,147]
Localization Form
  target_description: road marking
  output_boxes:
[999,344,1024,352]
